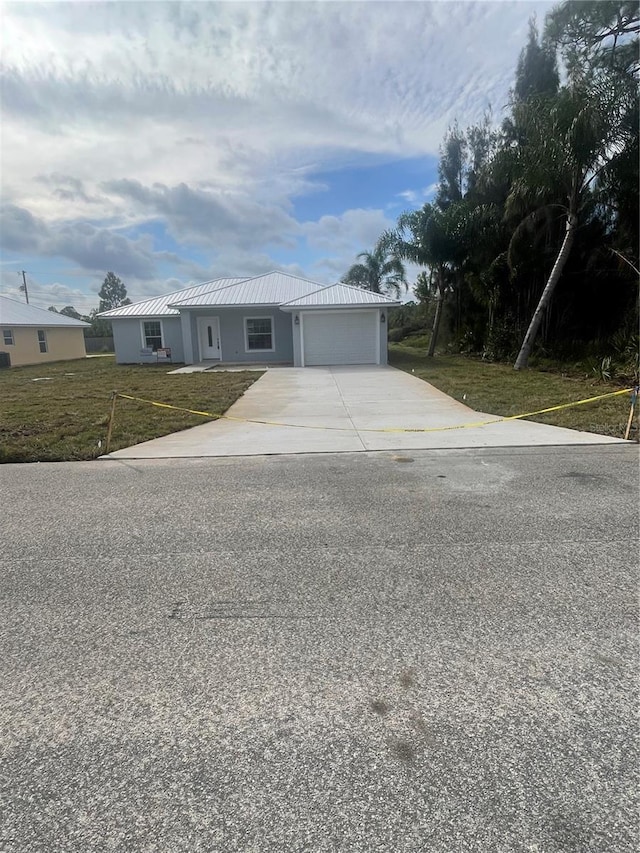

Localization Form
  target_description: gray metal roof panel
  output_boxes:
[169,271,326,307]
[99,277,245,318]
[0,296,90,326]
[280,283,400,308]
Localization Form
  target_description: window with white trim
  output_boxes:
[142,321,163,351]
[37,330,47,353]
[245,317,274,351]
[3,329,14,346]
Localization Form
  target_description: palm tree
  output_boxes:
[510,71,636,369]
[386,203,468,356]
[342,241,407,297]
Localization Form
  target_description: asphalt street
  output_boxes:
[1,445,638,852]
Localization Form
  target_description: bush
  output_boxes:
[482,316,519,362]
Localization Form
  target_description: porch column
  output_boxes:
[180,311,194,364]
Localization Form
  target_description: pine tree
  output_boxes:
[98,272,130,312]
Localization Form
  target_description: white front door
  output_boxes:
[197,316,221,360]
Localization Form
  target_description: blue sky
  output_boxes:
[0,0,554,313]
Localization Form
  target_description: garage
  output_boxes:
[281,282,398,367]
[302,310,379,366]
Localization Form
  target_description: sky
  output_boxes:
[0,0,555,313]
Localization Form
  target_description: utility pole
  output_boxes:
[18,270,29,304]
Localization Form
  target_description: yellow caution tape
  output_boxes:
[116,393,220,419]
[116,387,634,434]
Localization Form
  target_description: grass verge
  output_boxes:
[1,357,261,463]
[389,345,637,439]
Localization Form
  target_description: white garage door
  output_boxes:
[302,310,379,366]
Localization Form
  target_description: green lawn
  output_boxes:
[2,350,636,464]
[389,345,636,439]
[0,358,261,463]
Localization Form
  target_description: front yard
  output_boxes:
[1,350,636,464]
[0,358,261,463]
[389,345,636,439]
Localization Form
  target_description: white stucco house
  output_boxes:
[99,271,399,367]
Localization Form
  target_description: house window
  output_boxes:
[142,321,163,351]
[3,330,14,346]
[37,330,47,353]
[245,317,274,351]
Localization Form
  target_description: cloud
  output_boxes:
[302,208,396,255]
[0,204,157,279]
[1,1,555,202]
[301,207,401,283]
[36,173,105,206]
[396,182,439,207]
[0,0,556,300]
[100,179,300,250]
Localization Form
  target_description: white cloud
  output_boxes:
[396,182,439,207]
[1,1,554,199]
[0,0,555,292]
[303,208,395,254]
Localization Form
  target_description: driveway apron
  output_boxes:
[104,366,626,459]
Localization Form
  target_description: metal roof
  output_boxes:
[281,283,400,308]
[169,271,326,308]
[98,277,245,318]
[0,296,90,327]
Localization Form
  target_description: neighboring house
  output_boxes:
[99,271,398,367]
[0,296,90,367]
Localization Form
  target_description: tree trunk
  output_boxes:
[514,211,578,370]
[428,278,445,357]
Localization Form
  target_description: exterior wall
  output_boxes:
[110,307,387,367]
[1,326,86,367]
[112,317,184,364]
[289,308,388,366]
[187,307,294,363]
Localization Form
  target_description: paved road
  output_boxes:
[1,445,638,852]
[105,366,626,458]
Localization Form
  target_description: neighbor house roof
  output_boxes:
[0,296,90,327]
[280,283,400,309]
[98,277,245,318]
[169,271,326,308]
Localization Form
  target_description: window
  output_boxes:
[245,317,274,351]
[37,330,47,353]
[142,321,163,351]
[3,330,14,346]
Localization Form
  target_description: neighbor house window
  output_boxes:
[3,330,14,346]
[37,330,47,353]
[142,321,163,351]
[245,317,274,351]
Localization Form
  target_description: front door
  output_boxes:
[197,316,221,360]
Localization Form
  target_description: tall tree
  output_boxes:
[98,272,131,312]
[436,123,466,209]
[342,241,407,297]
[514,18,560,103]
[545,0,640,78]
[510,72,637,369]
[388,203,467,356]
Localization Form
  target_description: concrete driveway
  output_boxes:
[106,365,625,459]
